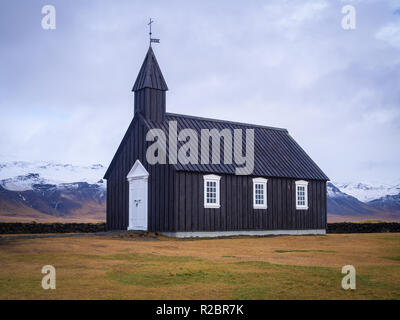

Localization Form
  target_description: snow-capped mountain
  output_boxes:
[0,161,106,191]
[0,161,106,222]
[327,182,400,221]
[368,194,400,213]
[327,182,377,216]
[333,181,400,203]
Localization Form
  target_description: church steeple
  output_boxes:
[132,47,168,122]
[132,46,168,92]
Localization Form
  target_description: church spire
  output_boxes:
[132,46,168,92]
[132,45,168,122]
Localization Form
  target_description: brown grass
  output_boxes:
[0,233,399,299]
[0,201,105,223]
[328,213,400,223]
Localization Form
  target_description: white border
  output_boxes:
[295,180,309,210]
[162,229,326,238]
[203,174,221,208]
[252,177,268,209]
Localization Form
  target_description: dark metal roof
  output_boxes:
[141,113,329,180]
[132,46,168,91]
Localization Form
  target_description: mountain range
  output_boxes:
[0,162,106,222]
[327,182,400,222]
[0,161,399,223]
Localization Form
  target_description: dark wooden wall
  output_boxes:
[173,171,327,232]
[134,88,166,122]
[106,116,175,232]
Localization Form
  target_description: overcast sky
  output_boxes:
[0,0,399,184]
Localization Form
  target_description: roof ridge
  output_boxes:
[165,112,288,132]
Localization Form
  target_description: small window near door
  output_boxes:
[295,180,309,210]
[204,175,221,208]
[253,178,268,209]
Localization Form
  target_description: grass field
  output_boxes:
[0,233,399,299]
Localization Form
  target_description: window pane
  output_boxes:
[205,179,219,206]
[254,183,265,206]
[297,185,307,207]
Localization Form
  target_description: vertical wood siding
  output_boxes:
[173,171,327,232]
[134,88,166,123]
[106,116,176,232]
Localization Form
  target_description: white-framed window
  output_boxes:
[295,180,309,210]
[253,178,268,209]
[203,174,221,208]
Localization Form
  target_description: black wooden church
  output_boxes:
[104,45,329,237]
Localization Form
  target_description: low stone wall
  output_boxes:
[1,222,399,235]
[327,222,400,234]
[0,222,106,234]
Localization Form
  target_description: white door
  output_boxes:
[128,178,148,230]
[127,160,149,231]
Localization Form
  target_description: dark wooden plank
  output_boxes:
[113,173,116,230]
[248,176,253,230]
[292,180,296,230]
[314,181,319,229]
[179,172,185,231]
[168,167,174,231]
[232,176,237,230]
[282,179,287,230]
[242,177,248,229]
[174,171,179,232]
[277,179,282,229]
[164,166,169,231]
[192,173,198,231]
[107,177,111,229]
[265,178,271,230]
[226,175,231,230]
[318,181,321,229]
[116,161,120,229]
[119,163,123,229]
[237,176,242,230]
[199,174,204,231]
[321,181,324,228]
[221,174,226,230]
[215,178,220,231]
[185,172,192,231]
[158,164,164,231]
[286,178,292,229]
[205,208,210,231]
[123,146,128,229]
[273,179,278,230]
[322,181,325,229]
[154,164,159,231]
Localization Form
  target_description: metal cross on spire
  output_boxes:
[148,18,160,46]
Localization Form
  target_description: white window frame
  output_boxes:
[253,178,268,209]
[295,180,309,210]
[203,174,221,208]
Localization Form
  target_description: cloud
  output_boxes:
[376,22,400,48]
[261,0,329,39]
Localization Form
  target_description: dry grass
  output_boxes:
[0,233,399,299]
[0,201,105,223]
